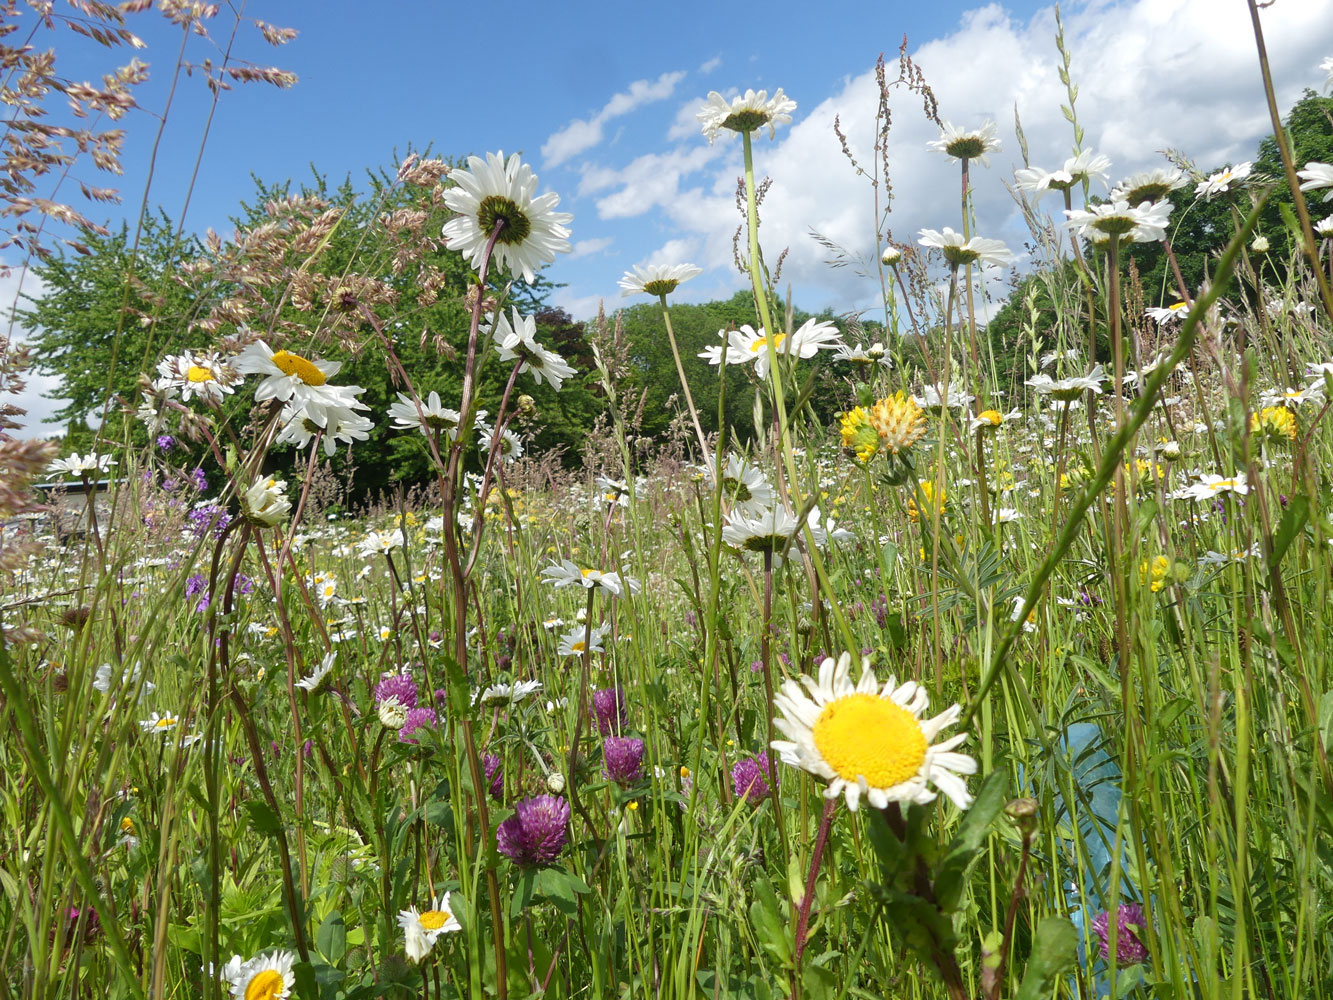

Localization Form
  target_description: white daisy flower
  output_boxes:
[770,652,977,812]
[1026,366,1107,401]
[476,424,524,463]
[1145,300,1191,325]
[358,528,405,559]
[1064,200,1172,244]
[155,351,238,403]
[917,227,1016,267]
[721,505,802,562]
[1196,162,1252,200]
[926,120,1001,166]
[540,560,638,596]
[491,308,576,389]
[557,622,611,657]
[477,679,543,706]
[228,951,295,1000]
[295,651,336,693]
[698,318,842,380]
[48,451,116,477]
[696,88,796,144]
[1014,149,1111,194]
[1297,162,1333,203]
[618,263,702,297]
[388,391,462,439]
[831,341,892,368]
[233,340,347,408]
[1173,472,1249,502]
[139,711,180,734]
[1260,382,1325,408]
[913,381,974,411]
[398,894,461,963]
[241,477,291,527]
[276,398,373,456]
[1110,167,1187,206]
[708,454,776,518]
[441,151,572,284]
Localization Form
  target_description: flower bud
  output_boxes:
[545,772,566,794]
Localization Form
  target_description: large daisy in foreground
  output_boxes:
[398,893,461,963]
[771,653,976,812]
[442,151,572,283]
[228,950,294,1000]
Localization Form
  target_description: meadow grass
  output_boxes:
[3,6,1333,1000]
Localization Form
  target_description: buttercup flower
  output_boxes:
[696,88,796,143]
[398,894,461,963]
[927,120,1001,165]
[770,652,976,811]
[496,794,570,867]
[442,151,573,283]
[618,263,702,297]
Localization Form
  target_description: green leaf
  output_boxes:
[748,877,792,967]
[315,910,346,964]
[534,867,588,917]
[243,801,283,837]
[1268,495,1308,573]
[1015,916,1078,1000]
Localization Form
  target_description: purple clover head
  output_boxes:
[398,706,436,744]
[590,686,627,735]
[374,672,419,710]
[602,736,645,787]
[1091,902,1150,965]
[730,754,771,805]
[483,752,504,800]
[496,794,570,867]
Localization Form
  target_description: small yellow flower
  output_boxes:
[1250,406,1296,443]
[907,479,945,523]
[1139,555,1170,592]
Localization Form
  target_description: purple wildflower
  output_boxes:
[872,594,889,629]
[603,736,645,786]
[590,686,627,735]
[750,659,764,674]
[496,794,570,867]
[190,467,208,492]
[731,754,772,804]
[185,574,208,597]
[398,707,437,744]
[483,752,504,800]
[187,504,231,539]
[156,435,175,451]
[374,672,419,709]
[1091,902,1150,965]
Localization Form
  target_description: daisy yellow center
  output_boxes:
[1127,182,1171,204]
[419,909,451,930]
[155,716,176,729]
[271,350,326,386]
[642,279,679,296]
[1169,301,1188,313]
[476,195,532,246]
[750,333,787,353]
[570,641,586,653]
[580,568,595,578]
[1210,479,1234,491]
[978,409,1002,426]
[244,970,286,1000]
[722,109,771,133]
[811,693,927,789]
[186,364,215,383]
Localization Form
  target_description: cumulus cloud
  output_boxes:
[1,264,65,439]
[543,70,687,167]
[572,0,1333,314]
[569,237,614,259]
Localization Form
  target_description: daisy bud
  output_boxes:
[545,772,566,794]
[881,245,902,266]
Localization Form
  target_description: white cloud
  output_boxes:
[699,55,722,75]
[569,236,614,259]
[543,70,687,167]
[1,264,65,439]
[552,288,607,322]
[579,0,1333,315]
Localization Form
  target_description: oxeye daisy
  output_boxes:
[1297,162,1333,202]
[477,424,524,463]
[557,622,610,657]
[721,505,801,560]
[1064,200,1172,244]
[926,120,1002,166]
[442,151,572,284]
[696,88,796,144]
[1110,167,1187,206]
[234,340,346,404]
[155,351,238,403]
[490,308,576,389]
[398,894,461,963]
[388,391,462,439]
[770,652,976,812]
[618,262,703,297]
[708,454,776,517]
[139,711,180,734]
[917,227,1016,267]
[1196,161,1252,200]
[228,950,294,1000]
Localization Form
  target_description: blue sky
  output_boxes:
[6,0,1333,433]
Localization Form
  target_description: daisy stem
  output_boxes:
[791,797,837,996]
[657,293,712,468]
[760,550,789,858]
